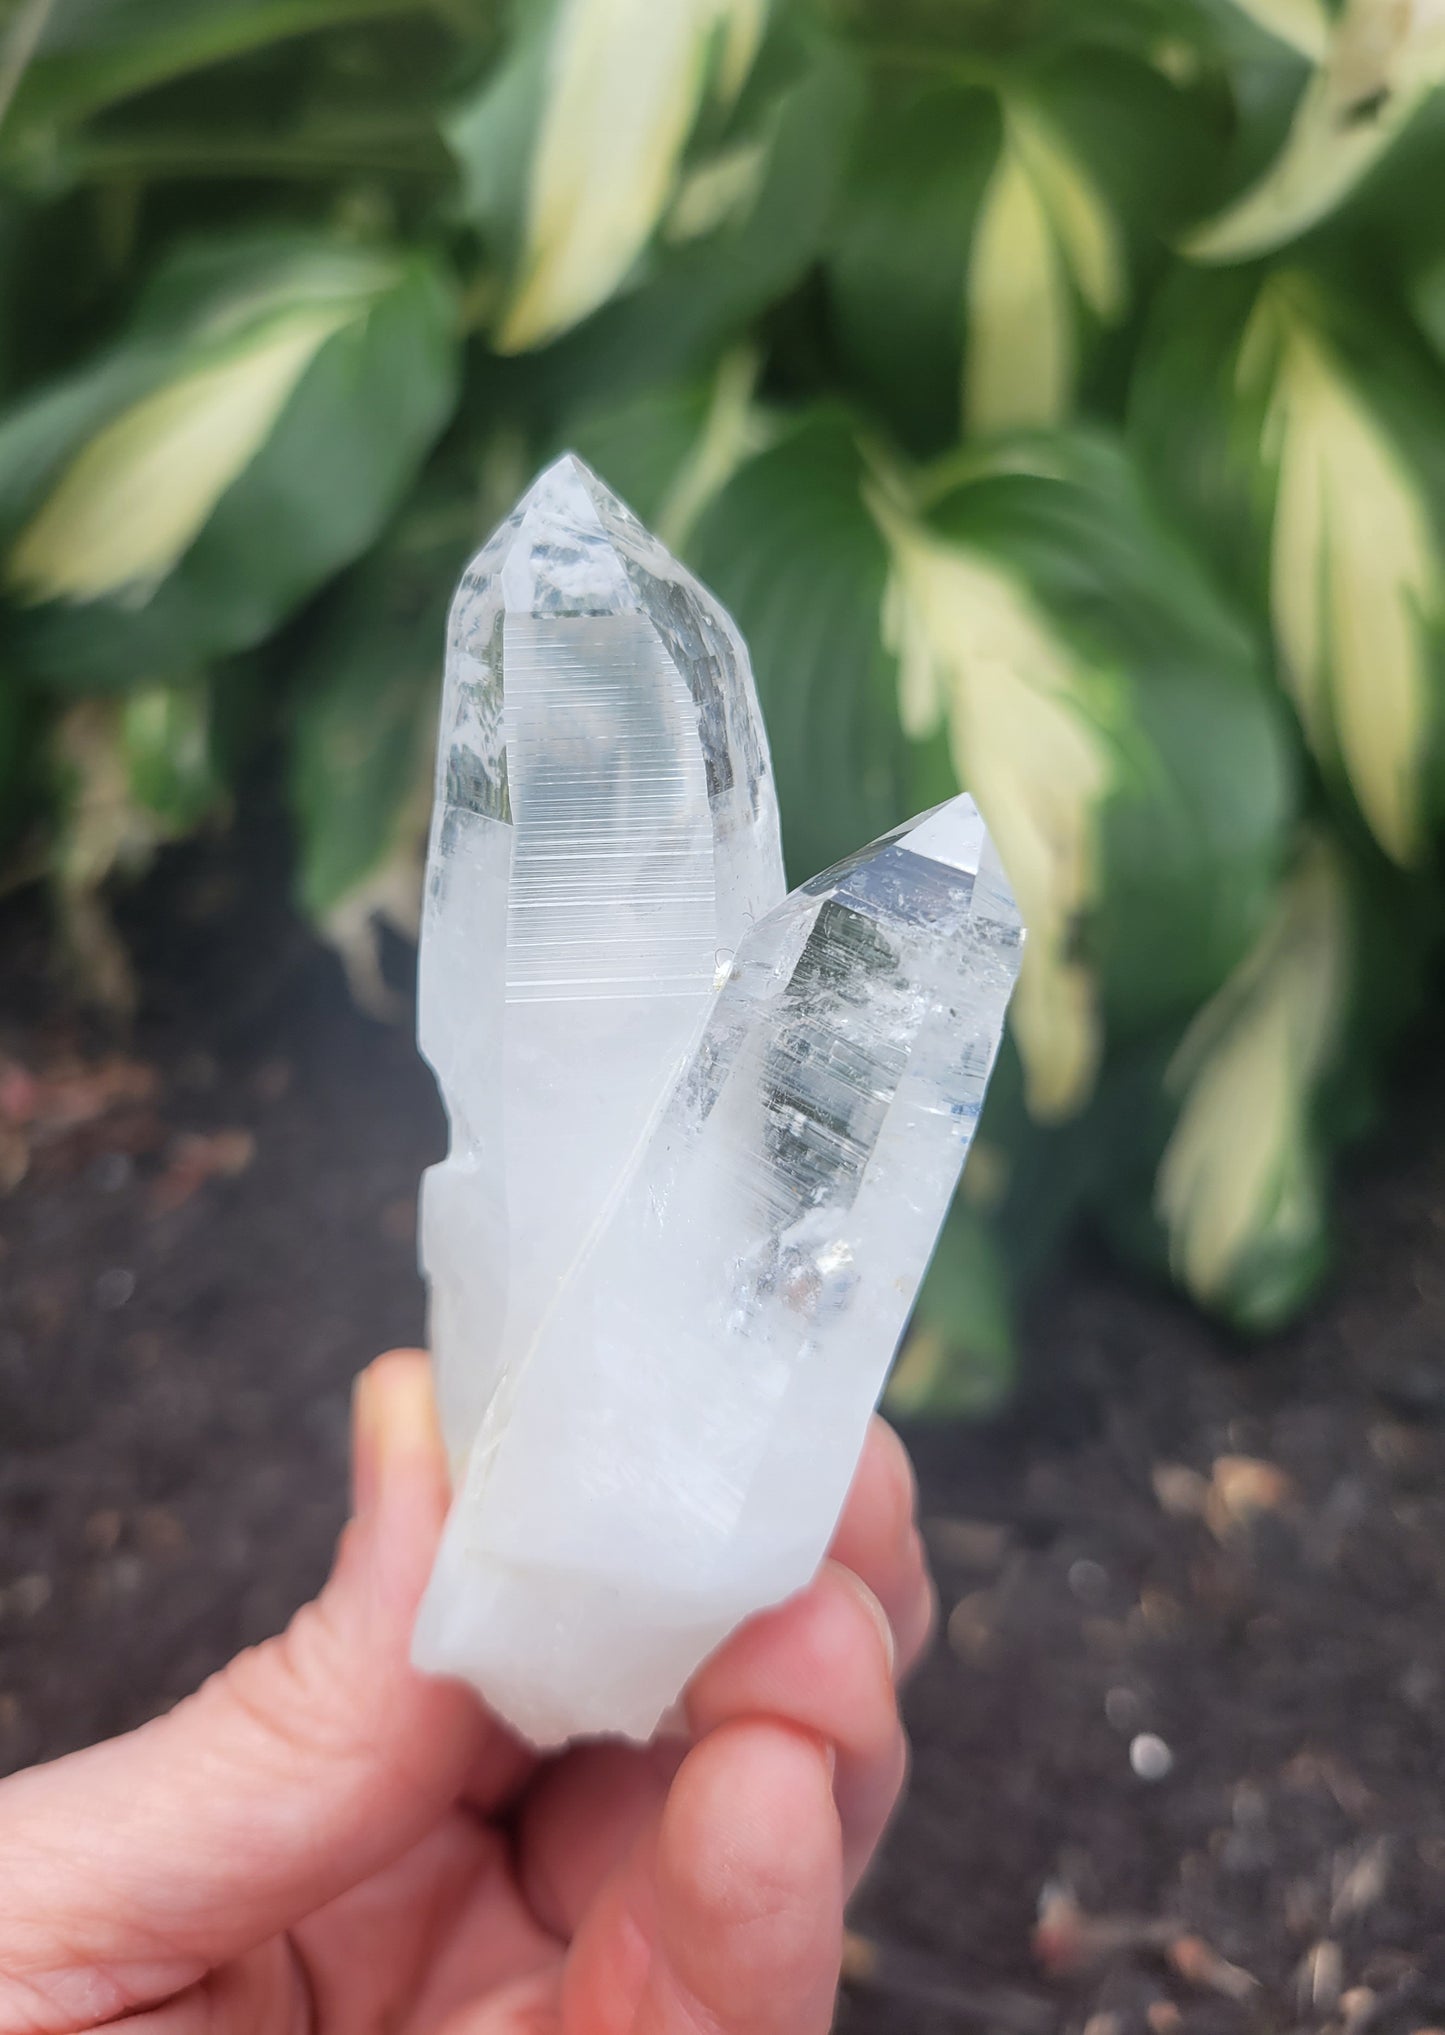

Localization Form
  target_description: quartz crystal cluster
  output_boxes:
[413,455,1023,1746]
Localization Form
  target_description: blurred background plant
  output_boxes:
[2,0,1443,1405]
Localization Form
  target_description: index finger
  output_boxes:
[827,1416,935,1678]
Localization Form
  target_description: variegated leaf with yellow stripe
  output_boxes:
[866,430,1293,1125]
[10,302,360,607]
[1187,0,1445,260]
[1156,833,1349,1327]
[869,482,1119,1120]
[966,100,1126,435]
[1132,266,1445,870]
[496,0,769,352]
[1247,281,1441,865]
[825,56,1198,454]
[0,233,459,688]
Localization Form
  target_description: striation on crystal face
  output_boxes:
[416,504,1024,1754]
[416,453,785,1474]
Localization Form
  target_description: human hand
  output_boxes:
[0,1349,933,2035]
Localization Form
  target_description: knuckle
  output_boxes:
[204,1594,375,1780]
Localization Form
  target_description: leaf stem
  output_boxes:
[56,125,454,185]
[6,0,435,131]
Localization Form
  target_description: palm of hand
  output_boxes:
[0,1354,931,2035]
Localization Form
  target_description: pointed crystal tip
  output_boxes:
[898,795,989,874]
[898,794,1024,938]
[510,450,614,533]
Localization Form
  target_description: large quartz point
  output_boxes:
[413,459,1023,1747]
[415,453,785,1474]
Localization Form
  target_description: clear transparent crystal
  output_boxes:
[416,477,1024,1752]
[416,454,785,1473]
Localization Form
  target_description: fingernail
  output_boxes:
[831,1562,897,1676]
[352,1355,440,1517]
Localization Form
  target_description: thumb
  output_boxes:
[0,1351,490,2029]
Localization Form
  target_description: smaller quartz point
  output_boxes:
[416,642,1024,1746]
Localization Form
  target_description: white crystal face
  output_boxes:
[416,494,1024,1760]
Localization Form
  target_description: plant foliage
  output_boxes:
[3,0,1444,1399]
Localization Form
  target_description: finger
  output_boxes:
[828,1416,935,1677]
[0,1351,494,2030]
[563,1722,843,2035]
[686,1562,906,1892]
[457,1727,539,1817]
[69,1943,307,2035]
[523,1483,916,1938]
[516,1739,686,1938]
[432,1970,562,2035]
[298,1815,560,2034]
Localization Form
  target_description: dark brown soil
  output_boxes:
[4,817,1445,2035]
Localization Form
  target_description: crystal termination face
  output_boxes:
[413,457,1023,1747]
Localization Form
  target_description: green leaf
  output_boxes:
[887,1199,1017,1420]
[563,378,715,533]
[1093,824,1436,1332]
[824,51,1207,451]
[1215,0,1328,61]
[886,1034,1100,1416]
[688,408,923,884]
[1183,3,1445,261]
[1411,244,1445,365]
[445,2,556,274]
[824,81,999,452]
[873,463,1123,1117]
[121,679,224,831]
[287,493,460,1005]
[1346,96,1445,277]
[449,0,777,354]
[840,0,1214,66]
[562,347,775,549]
[1022,44,1224,246]
[941,431,1297,1027]
[1131,263,1445,868]
[10,303,370,602]
[1154,832,1347,1330]
[494,0,770,351]
[876,428,1296,1116]
[517,27,864,413]
[3,0,421,137]
[1,230,460,688]
[1125,263,1268,602]
[966,99,1125,435]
